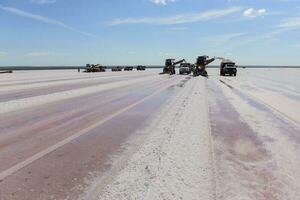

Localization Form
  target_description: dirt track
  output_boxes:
[0,69,299,200]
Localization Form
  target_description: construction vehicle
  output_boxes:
[220,60,237,76]
[124,66,134,71]
[111,66,122,71]
[193,56,215,77]
[0,70,13,74]
[137,65,146,71]
[84,64,106,73]
[179,63,192,75]
[161,59,186,75]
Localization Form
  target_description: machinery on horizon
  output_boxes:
[193,56,215,77]
[137,65,146,71]
[0,70,13,74]
[161,59,186,75]
[84,64,106,73]
[111,66,123,71]
[124,66,134,71]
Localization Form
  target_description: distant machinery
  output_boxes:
[137,65,146,71]
[84,64,106,73]
[0,70,13,74]
[124,66,134,71]
[111,66,123,71]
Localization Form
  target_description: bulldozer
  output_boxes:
[84,64,106,73]
[193,56,215,77]
[160,59,186,75]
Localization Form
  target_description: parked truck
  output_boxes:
[179,63,192,75]
[220,60,237,76]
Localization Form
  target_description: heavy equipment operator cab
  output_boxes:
[196,56,209,66]
[165,59,175,67]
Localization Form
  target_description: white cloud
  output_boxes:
[110,7,241,26]
[278,17,300,29]
[0,5,95,37]
[151,0,175,5]
[30,0,56,4]
[26,51,57,57]
[243,8,266,18]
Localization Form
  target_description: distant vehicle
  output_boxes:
[111,66,122,71]
[137,65,146,71]
[0,70,13,74]
[124,66,134,71]
[220,61,237,76]
[84,64,106,72]
[179,63,192,75]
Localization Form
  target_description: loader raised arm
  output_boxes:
[160,59,186,75]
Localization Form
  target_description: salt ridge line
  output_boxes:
[0,75,166,114]
[219,77,300,127]
[214,78,300,200]
[0,72,155,88]
[0,73,155,92]
[92,77,215,199]
[84,76,196,200]
[204,80,218,200]
[0,79,177,182]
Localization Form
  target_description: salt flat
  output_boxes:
[0,68,299,200]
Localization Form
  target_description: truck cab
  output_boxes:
[179,63,192,75]
[220,61,237,76]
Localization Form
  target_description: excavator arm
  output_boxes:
[205,57,215,65]
[173,59,186,66]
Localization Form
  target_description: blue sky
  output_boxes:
[0,0,299,66]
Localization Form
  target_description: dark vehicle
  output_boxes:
[220,61,237,76]
[0,70,13,74]
[179,63,192,75]
[84,64,106,72]
[137,65,146,71]
[193,56,215,77]
[161,59,186,75]
[124,66,133,71]
[111,66,123,71]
